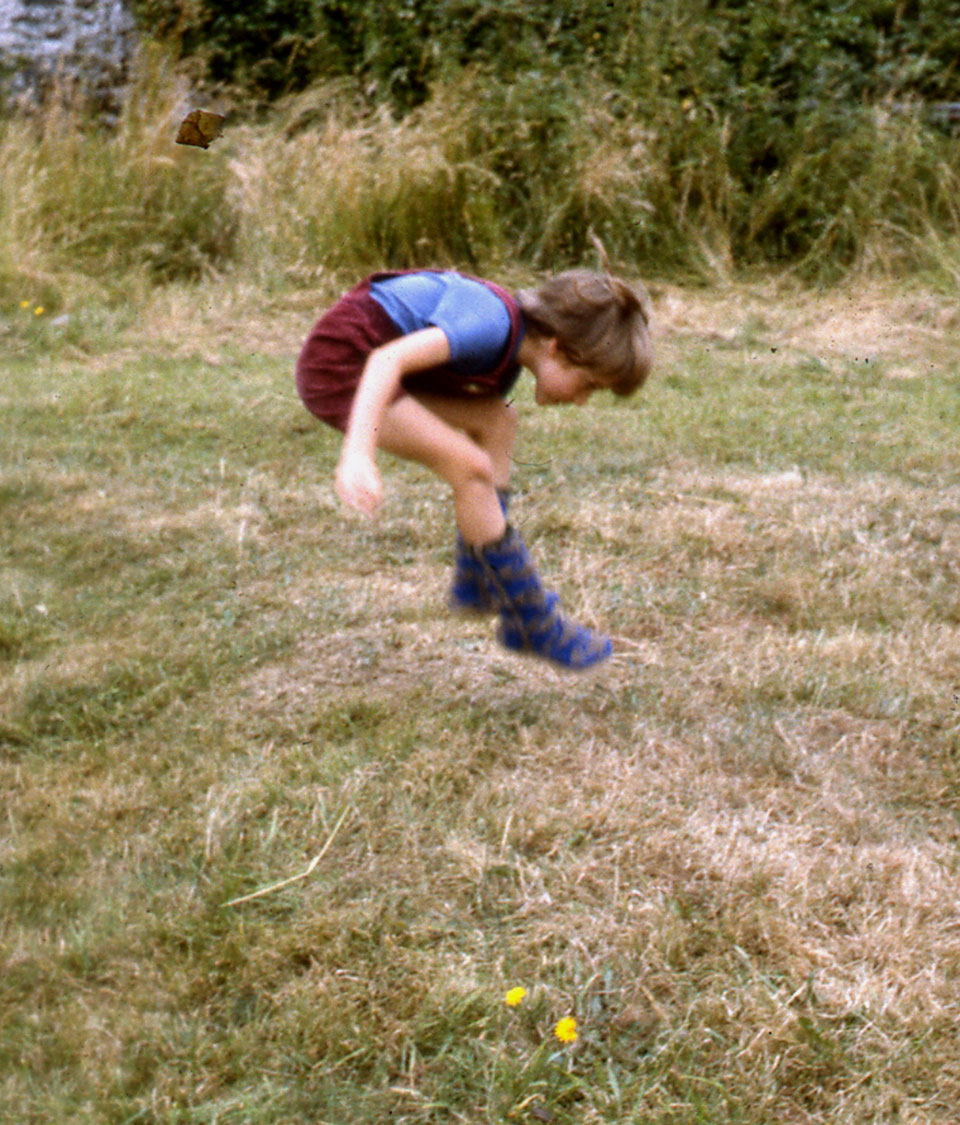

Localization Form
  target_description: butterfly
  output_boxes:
[176,110,226,150]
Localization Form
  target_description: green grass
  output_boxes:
[2,278,960,1122]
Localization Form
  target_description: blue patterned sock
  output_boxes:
[476,527,612,670]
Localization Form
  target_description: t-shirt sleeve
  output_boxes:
[429,277,513,374]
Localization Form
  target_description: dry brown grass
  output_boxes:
[2,278,959,1121]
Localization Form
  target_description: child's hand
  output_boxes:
[335,450,383,518]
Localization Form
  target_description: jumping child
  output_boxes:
[295,263,653,670]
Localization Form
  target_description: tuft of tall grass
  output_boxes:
[0,46,236,311]
[229,72,665,285]
[741,103,960,280]
[227,82,501,285]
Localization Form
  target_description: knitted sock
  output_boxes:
[476,526,612,670]
[449,489,511,614]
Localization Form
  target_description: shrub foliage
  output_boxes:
[133,0,960,112]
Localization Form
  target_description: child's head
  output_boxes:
[517,269,653,396]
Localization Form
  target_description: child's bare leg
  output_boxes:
[375,392,610,668]
[375,394,517,546]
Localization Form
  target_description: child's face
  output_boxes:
[534,343,602,406]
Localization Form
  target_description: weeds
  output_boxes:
[0,46,237,311]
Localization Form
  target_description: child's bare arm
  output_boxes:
[336,327,450,517]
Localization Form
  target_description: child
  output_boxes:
[295,264,652,670]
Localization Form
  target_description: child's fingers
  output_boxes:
[336,474,381,518]
[335,454,383,519]
[351,489,381,519]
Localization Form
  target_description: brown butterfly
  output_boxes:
[176,110,226,150]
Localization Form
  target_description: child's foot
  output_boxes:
[498,592,612,669]
[476,527,613,671]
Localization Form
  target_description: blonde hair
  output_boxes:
[517,268,653,396]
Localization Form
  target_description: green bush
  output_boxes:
[131,0,321,100]
[117,0,960,281]
[132,0,960,112]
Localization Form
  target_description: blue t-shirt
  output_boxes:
[368,272,514,377]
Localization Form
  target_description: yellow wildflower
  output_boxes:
[20,300,30,309]
[504,987,527,1007]
[554,1016,578,1044]
[34,307,44,316]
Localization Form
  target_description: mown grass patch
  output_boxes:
[2,279,959,1122]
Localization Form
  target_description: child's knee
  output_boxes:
[448,444,498,494]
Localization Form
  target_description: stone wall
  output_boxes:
[0,0,137,115]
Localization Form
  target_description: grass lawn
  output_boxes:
[2,276,959,1123]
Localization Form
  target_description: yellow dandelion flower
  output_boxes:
[554,1016,578,1044]
[21,300,30,309]
[505,987,527,1007]
[34,306,44,316]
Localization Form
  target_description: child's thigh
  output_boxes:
[377,395,514,489]
[410,393,518,454]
